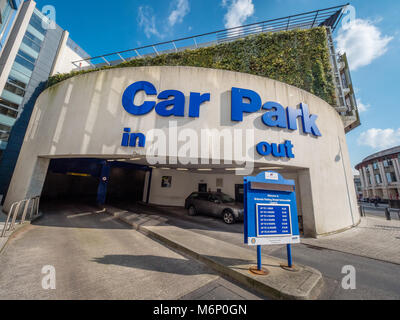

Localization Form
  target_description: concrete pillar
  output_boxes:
[50,30,69,76]
[378,161,388,186]
[368,164,376,186]
[297,169,316,237]
[4,156,50,212]
[363,166,370,190]
[0,0,35,93]
[359,168,367,192]
[142,170,151,203]
[359,168,365,189]
[393,158,400,183]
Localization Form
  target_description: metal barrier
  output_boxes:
[71,4,349,70]
[1,197,41,238]
[385,208,400,221]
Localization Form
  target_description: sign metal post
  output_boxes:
[244,171,300,274]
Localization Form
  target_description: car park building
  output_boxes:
[2,4,361,238]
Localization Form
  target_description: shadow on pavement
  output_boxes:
[115,202,244,235]
[91,255,217,276]
[34,200,129,230]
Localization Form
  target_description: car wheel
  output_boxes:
[188,206,197,216]
[223,211,235,224]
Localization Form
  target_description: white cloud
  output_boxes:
[357,99,370,113]
[223,0,255,29]
[336,18,393,71]
[358,128,400,149]
[137,6,160,38]
[168,0,190,27]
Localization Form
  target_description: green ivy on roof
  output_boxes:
[47,27,337,106]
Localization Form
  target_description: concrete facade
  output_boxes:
[4,66,360,237]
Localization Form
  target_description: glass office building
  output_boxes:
[0,0,89,201]
[0,9,46,155]
[0,1,21,51]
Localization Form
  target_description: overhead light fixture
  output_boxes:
[225,168,245,171]
[259,167,283,170]
[198,169,212,171]
[161,167,171,170]
[177,168,189,171]
[130,158,141,161]
[149,166,157,169]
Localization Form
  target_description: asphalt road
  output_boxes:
[0,203,264,300]
[116,202,400,300]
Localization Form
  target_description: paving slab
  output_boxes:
[301,216,400,265]
[106,206,323,300]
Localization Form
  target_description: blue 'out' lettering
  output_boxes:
[257,140,295,159]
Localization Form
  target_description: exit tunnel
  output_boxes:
[41,158,150,207]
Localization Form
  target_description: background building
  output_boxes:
[0,0,89,202]
[354,174,362,200]
[0,0,23,52]
[356,146,400,201]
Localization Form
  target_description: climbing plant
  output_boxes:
[47,27,337,106]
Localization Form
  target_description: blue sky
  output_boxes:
[34,0,400,173]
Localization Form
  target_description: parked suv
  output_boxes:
[184,192,244,224]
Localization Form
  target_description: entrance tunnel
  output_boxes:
[41,158,149,207]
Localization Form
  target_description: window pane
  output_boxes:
[19,42,39,59]
[12,61,33,78]
[0,131,10,141]
[0,97,19,110]
[17,49,36,64]
[26,24,45,42]
[0,105,18,118]
[4,82,25,97]
[15,54,35,71]
[25,30,43,47]
[0,0,13,35]
[0,122,12,132]
[9,68,30,87]
[29,12,47,36]
[22,35,41,53]
[1,89,23,105]
[198,193,209,200]
[8,74,27,89]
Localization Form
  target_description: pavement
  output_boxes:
[0,203,265,300]
[3,200,400,300]
[0,205,37,255]
[105,205,323,300]
[112,202,400,299]
[0,213,7,254]
[301,216,400,265]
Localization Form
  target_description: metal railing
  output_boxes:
[71,4,349,70]
[385,208,400,221]
[1,196,41,237]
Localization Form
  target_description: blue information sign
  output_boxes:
[256,204,292,237]
[244,172,300,246]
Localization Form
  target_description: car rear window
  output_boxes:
[198,193,209,200]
